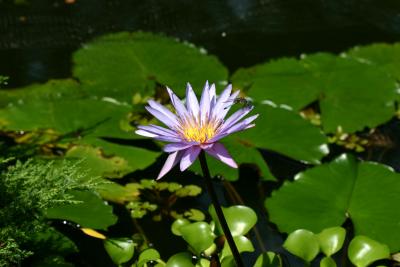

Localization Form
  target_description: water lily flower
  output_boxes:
[135,82,258,180]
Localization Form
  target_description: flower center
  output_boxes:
[182,124,215,143]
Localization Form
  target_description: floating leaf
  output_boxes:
[96,182,140,204]
[232,53,397,133]
[266,154,400,251]
[46,190,117,230]
[0,79,83,108]
[347,43,400,81]
[348,236,390,267]
[138,248,161,267]
[171,218,191,236]
[253,252,283,267]
[179,222,215,254]
[320,256,337,267]
[220,236,254,259]
[104,238,135,265]
[79,138,160,178]
[209,205,257,237]
[166,252,195,267]
[283,229,320,263]
[73,32,228,100]
[317,227,346,257]
[242,105,329,164]
[65,145,130,179]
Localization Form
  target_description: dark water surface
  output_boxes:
[1,0,400,87]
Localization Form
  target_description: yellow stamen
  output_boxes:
[183,123,215,143]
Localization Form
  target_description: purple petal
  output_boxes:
[226,114,259,134]
[166,87,189,120]
[199,82,210,124]
[185,83,200,120]
[219,105,254,132]
[205,143,238,168]
[215,90,240,121]
[157,151,183,180]
[208,114,259,142]
[209,83,216,108]
[148,100,179,125]
[138,125,179,138]
[135,129,157,138]
[136,129,182,142]
[211,84,232,117]
[180,146,201,171]
[145,106,178,129]
[163,142,192,152]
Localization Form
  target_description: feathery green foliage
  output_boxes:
[0,158,95,266]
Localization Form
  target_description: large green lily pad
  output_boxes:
[347,43,400,81]
[73,31,228,100]
[232,52,397,133]
[46,190,117,230]
[266,154,400,251]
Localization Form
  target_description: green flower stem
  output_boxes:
[198,151,244,267]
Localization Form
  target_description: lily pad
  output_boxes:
[73,32,228,100]
[232,53,397,133]
[166,252,195,267]
[209,205,257,237]
[348,236,390,267]
[46,190,117,230]
[242,105,329,164]
[220,236,254,259]
[317,227,346,257]
[79,138,160,178]
[0,79,83,108]
[179,222,215,254]
[65,145,131,179]
[283,229,320,263]
[104,238,135,265]
[266,154,400,251]
[347,43,400,81]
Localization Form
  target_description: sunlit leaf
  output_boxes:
[283,229,320,263]
[73,31,228,100]
[220,236,254,259]
[348,236,390,267]
[179,222,215,254]
[138,248,161,267]
[316,227,346,257]
[347,43,400,81]
[171,218,191,236]
[46,190,117,230]
[209,205,257,237]
[266,154,400,251]
[320,256,337,267]
[166,252,195,267]
[65,145,131,179]
[104,238,135,265]
[232,53,397,133]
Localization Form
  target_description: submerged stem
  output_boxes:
[198,151,244,267]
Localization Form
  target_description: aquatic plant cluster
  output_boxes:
[1,32,400,266]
